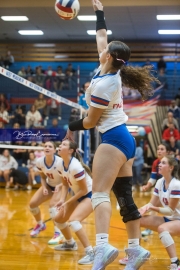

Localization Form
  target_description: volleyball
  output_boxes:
[55,0,80,20]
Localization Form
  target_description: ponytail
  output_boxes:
[165,155,180,179]
[121,65,160,101]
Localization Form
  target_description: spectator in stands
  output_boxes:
[64,63,76,90]
[0,94,10,111]
[168,136,179,157]
[34,93,47,117]
[0,104,9,125]
[65,63,76,75]
[132,140,144,190]
[162,123,179,145]
[0,55,4,67]
[34,67,45,87]
[174,88,180,107]
[18,67,27,78]
[25,105,42,128]
[13,122,20,129]
[168,100,180,120]
[9,168,28,190]
[12,141,29,166]
[45,66,56,90]
[158,68,168,89]
[34,143,44,159]
[3,51,14,69]
[27,152,39,190]
[51,118,58,128]
[78,82,90,111]
[46,97,61,120]
[53,66,65,91]
[157,56,167,72]
[11,107,26,126]
[26,65,34,76]
[0,149,18,189]
[162,112,179,131]
[143,58,151,67]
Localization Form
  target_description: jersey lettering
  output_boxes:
[46,173,54,179]
[64,176,72,186]
[113,103,122,109]
[163,198,169,205]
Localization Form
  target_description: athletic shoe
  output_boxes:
[124,246,150,270]
[30,223,46,237]
[141,229,153,237]
[48,233,65,245]
[27,185,32,190]
[54,241,78,251]
[91,243,119,270]
[78,250,94,265]
[119,256,128,265]
[170,263,180,270]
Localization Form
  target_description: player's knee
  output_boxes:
[29,207,40,216]
[69,221,82,232]
[49,207,58,219]
[159,231,174,248]
[55,222,68,230]
[91,192,110,210]
[112,177,141,223]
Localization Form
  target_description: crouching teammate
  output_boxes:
[53,140,94,265]
[29,141,64,245]
[139,156,180,270]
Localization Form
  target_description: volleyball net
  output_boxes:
[0,66,90,165]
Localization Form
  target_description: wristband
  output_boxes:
[69,118,87,131]
[95,10,107,31]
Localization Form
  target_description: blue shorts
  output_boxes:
[78,191,92,203]
[46,183,55,191]
[164,217,171,222]
[100,124,136,160]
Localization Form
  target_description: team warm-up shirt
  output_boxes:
[57,157,92,195]
[153,177,180,220]
[86,67,128,133]
[36,155,62,187]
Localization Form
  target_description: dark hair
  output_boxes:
[69,141,92,177]
[108,41,160,100]
[165,155,180,179]
[158,143,170,152]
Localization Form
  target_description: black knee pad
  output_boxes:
[112,177,141,223]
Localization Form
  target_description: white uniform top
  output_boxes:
[57,157,92,195]
[153,177,180,220]
[36,155,62,187]
[85,67,128,133]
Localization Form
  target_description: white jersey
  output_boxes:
[153,177,180,220]
[36,155,63,187]
[58,157,92,195]
[86,67,128,133]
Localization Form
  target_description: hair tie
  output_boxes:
[116,58,126,64]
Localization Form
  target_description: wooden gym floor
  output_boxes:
[0,188,179,270]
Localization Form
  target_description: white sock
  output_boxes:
[96,233,109,246]
[85,246,93,253]
[171,257,178,264]
[128,238,139,248]
[66,238,75,245]
[54,226,61,234]
[37,220,43,226]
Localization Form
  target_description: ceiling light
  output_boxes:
[34,44,55,47]
[18,30,44,35]
[158,30,180,34]
[77,15,96,21]
[1,16,29,21]
[87,30,112,35]
[157,15,180,20]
